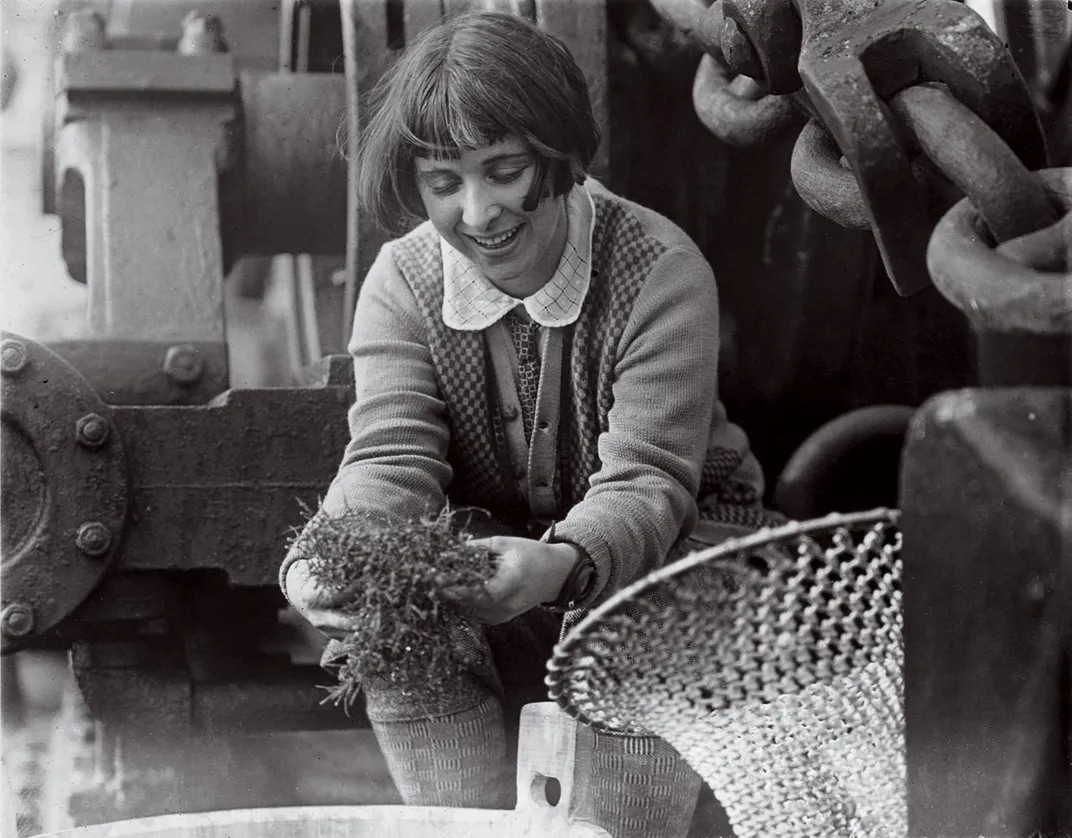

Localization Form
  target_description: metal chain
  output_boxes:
[648,0,805,147]
[647,0,1060,301]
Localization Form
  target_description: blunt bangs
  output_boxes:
[357,11,601,232]
[396,67,507,160]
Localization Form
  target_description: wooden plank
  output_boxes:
[514,702,579,818]
[533,0,609,182]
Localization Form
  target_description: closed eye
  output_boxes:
[424,175,461,196]
[488,166,528,185]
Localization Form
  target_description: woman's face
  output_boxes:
[415,137,568,298]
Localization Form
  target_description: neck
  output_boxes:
[509,197,568,299]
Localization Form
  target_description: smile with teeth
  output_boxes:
[465,225,522,250]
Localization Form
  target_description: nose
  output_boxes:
[460,181,502,231]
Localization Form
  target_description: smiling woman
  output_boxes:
[279,10,781,838]
[414,140,568,296]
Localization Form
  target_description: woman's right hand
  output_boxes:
[284,559,362,641]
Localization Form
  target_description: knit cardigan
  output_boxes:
[283,182,765,611]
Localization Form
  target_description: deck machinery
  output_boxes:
[1,0,1069,834]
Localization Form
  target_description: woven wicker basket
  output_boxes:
[547,509,905,838]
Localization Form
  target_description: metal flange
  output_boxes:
[1,332,129,653]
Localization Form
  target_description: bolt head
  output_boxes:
[177,11,228,54]
[76,521,112,557]
[1,339,28,375]
[1,603,35,639]
[163,344,204,385]
[76,413,110,449]
[61,9,107,52]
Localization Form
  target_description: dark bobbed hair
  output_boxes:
[356,11,602,232]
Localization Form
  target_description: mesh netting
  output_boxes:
[546,509,904,838]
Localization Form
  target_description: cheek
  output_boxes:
[529,204,560,242]
[420,194,457,236]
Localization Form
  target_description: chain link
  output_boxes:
[648,0,1056,299]
[650,0,804,147]
[927,168,1072,337]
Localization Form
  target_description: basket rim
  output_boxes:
[544,507,902,728]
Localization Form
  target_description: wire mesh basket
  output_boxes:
[546,509,904,838]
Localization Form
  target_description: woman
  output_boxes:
[281,11,775,837]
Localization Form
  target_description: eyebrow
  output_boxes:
[416,152,531,177]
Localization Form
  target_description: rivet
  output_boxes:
[1,339,28,375]
[76,522,112,557]
[1026,576,1047,602]
[163,344,204,385]
[1,603,36,639]
[76,413,110,450]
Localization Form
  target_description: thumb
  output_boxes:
[466,535,508,553]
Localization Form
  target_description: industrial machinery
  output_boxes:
[1,0,1069,835]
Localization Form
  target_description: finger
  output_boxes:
[466,535,515,553]
[438,581,488,602]
[287,559,351,610]
[302,607,362,636]
[465,536,495,551]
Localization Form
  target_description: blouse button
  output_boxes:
[503,404,520,421]
[514,465,527,480]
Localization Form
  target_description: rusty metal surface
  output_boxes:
[790,0,1048,296]
[48,340,230,405]
[902,388,1072,836]
[72,650,367,734]
[1,337,353,652]
[927,167,1072,338]
[648,0,723,55]
[107,369,353,587]
[889,84,1059,244]
[230,72,348,257]
[1,333,129,654]
[650,0,805,147]
[927,167,1072,387]
[692,53,804,148]
[722,0,802,95]
[789,119,870,229]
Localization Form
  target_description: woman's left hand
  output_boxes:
[441,535,580,624]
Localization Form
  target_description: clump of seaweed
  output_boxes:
[291,506,496,709]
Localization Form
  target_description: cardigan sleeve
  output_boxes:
[279,242,452,595]
[550,246,720,608]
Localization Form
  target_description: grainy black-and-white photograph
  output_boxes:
[1,0,1069,836]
